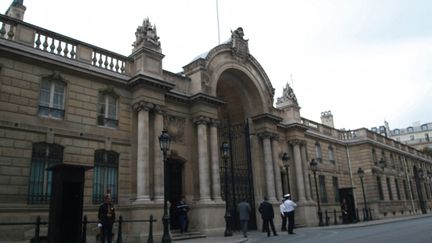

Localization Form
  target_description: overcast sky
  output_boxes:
[2,0,431,130]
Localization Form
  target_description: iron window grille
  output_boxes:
[92,150,119,204]
[318,175,328,203]
[28,142,63,204]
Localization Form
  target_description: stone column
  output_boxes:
[193,116,211,202]
[271,137,283,200]
[210,119,222,201]
[153,106,165,202]
[133,101,153,202]
[292,140,307,203]
[260,132,276,201]
[301,143,313,201]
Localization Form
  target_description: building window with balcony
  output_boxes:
[315,142,322,162]
[319,175,328,203]
[28,142,63,204]
[38,74,66,119]
[410,135,415,141]
[97,89,119,128]
[328,146,335,164]
[93,150,119,204]
[403,180,409,200]
[372,148,377,165]
[425,133,430,142]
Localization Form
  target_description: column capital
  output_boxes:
[258,131,278,140]
[209,118,221,127]
[192,115,211,125]
[289,139,306,146]
[153,104,167,115]
[132,100,153,112]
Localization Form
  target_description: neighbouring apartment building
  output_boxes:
[371,121,432,150]
[1,1,432,242]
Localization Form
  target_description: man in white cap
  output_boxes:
[282,194,297,234]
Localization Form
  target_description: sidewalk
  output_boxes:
[179,214,432,242]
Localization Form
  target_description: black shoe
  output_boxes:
[289,232,295,234]
[274,234,278,236]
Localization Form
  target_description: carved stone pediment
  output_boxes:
[230,27,249,60]
[164,115,186,144]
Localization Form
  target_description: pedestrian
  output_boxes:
[341,198,348,224]
[258,197,278,237]
[98,193,116,243]
[282,194,297,234]
[176,196,190,233]
[280,198,287,231]
[237,199,251,238]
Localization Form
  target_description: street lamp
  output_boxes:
[282,153,291,194]
[357,167,369,221]
[221,142,232,237]
[159,130,171,243]
[310,158,324,226]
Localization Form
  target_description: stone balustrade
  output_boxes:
[0,14,131,74]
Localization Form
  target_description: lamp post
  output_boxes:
[159,130,171,243]
[357,167,368,221]
[221,142,232,237]
[310,158,324,226]
[282,153,291,194]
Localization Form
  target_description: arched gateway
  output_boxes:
[183,27,278,231]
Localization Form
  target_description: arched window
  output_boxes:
[28,142,63,204]
[393,129,400,135]
[407,127,414,133]
[93,150,119,204]
[421,124,428,131]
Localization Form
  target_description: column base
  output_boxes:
[134,195,151,204]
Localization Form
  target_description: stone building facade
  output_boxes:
[1,1,432,242]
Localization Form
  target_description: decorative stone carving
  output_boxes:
[132,18,161,51]
[164,115,186,143]
[192,116,211,125]
[276,82,298,106]
[231,27,249,60]
[132,101,153,112]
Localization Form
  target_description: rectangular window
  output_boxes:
[410,181,416,200]
[93,150,119,204]
[386,177,393,200]
[328,146,335,164]
[377,176,384,200]
[424,182,429,199]
[319,175,328,203]
[97,93,118,128]
[38,80,66,119]
[28,143,63,204]
[332,176,339,202]
[403,180,409,200]
[395,179,401,200]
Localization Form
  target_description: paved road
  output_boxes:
[248,216,432,243]
[182,215,432,243]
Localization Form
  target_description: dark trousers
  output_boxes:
[284,211,295,234]
[263,219,277,236]
[179,214,188,233]
[240,220,249,237]
[281,214,287,231]
[101,224,113,243]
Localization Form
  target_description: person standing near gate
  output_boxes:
[282,194,297,234]
[98,193,116,243]
[258,197,278,237]
[280,198,287,231]
[176,196,190,233]
[237,199,251,238]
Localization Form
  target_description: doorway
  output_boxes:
[168,159,184,230]
[338,188,356,223]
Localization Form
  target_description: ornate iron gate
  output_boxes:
[219,119,257,230]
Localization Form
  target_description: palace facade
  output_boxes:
[1,1,432,242]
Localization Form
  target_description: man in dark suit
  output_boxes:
[258,197,278,237]
[98,193,116,243]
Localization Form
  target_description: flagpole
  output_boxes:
[216,0,221,44]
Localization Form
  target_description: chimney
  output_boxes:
[321,111,334,128]
[5,0,26,21]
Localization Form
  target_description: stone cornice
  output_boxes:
[128,73,175,92]
[252,113,283,124]
[190,93,225,107]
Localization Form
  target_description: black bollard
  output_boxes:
[116,215,123,243]
[333,209,337,225]
[35,216,41,243]
[147,215,154,243]
[82,215,87,243]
